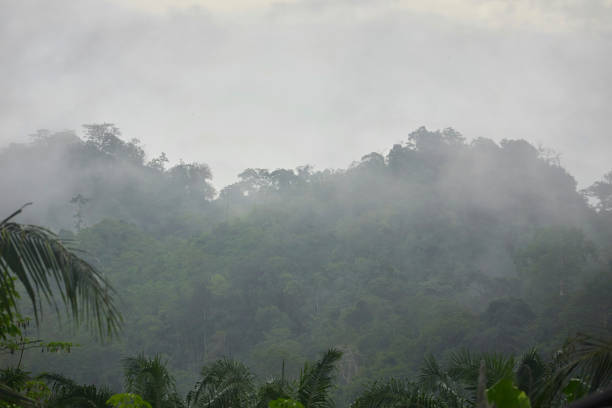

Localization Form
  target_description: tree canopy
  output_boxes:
[0,125,611,406]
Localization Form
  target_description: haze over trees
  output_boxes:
[0,125,611,406]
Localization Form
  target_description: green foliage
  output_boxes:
[351,379,445,408]
[513,226,596,305]
[0,382,40,408]
[584,170,612,213]
[1,335,75,355]
[123,354,182,408]
[2,127,612,406]
[562,379,587,403]
[269,398,305,408]
[0,205,122,339]
[0,368,50,407]
[515,349,546,399]
[418,350,516,407]
[39,372,113,408]
[0,367,30,391]
[532,332,612,407]
[23,379,52,403]
[257,379,294,408]
[418,349,539,408]
[187,358,254,408]
[419,354,471,407]
[486,377,531,408]
[0,276,22,341]
[447,350,515,392]
[108,393,153,408]
[297,349,342,408]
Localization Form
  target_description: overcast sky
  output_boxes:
[1,0,611,188]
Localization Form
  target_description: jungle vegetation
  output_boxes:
[0,125,611,406]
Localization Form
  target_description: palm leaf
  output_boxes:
[567,333,612,391]
[418,354,470,408]
[0,207,122,338]
[39,372,113,408]
[256,378,294,408]
[0,367,31,390]
[448,350,514,389]
[37,372,77,394]
[297,348,342,408]
[351,378,445,408]
[50,384,113,408]
[533,332,612,406]
[515,348,547,399]
[187,358,254,408]
[123,354,178,408]
[0,383,40,408]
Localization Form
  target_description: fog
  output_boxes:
[1,0,611,189]
[2,4,612,402]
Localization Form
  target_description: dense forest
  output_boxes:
[1,125,611,406]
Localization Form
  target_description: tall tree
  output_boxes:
[585,171,612,213]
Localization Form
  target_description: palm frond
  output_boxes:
[0,367,31,390]
[37,372,77,395]
[51,384,113,408]
[39,372,113,408]
[568,333,612,391]
[446,349,514,402]
[187,358,254,408]
[351,378,445,408]
[123,353,178,408]
[297,348,342,408]
[0,383,40,408]
[515,348,547,398]
[419,354,448,390]
[533,332,612,407]
[419,354,471,408]
[255,377,294,408]
[0,217,122,338]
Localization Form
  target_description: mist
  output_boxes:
[1,2,612,407]
[2,0,611,189]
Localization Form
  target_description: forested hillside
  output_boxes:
[1,125,611,404]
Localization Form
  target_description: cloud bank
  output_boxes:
[1,0,611,188]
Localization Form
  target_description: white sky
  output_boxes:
[1,0,611,188]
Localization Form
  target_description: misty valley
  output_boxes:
[1,125,611,408]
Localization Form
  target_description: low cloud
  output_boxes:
[1,0,611,188]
